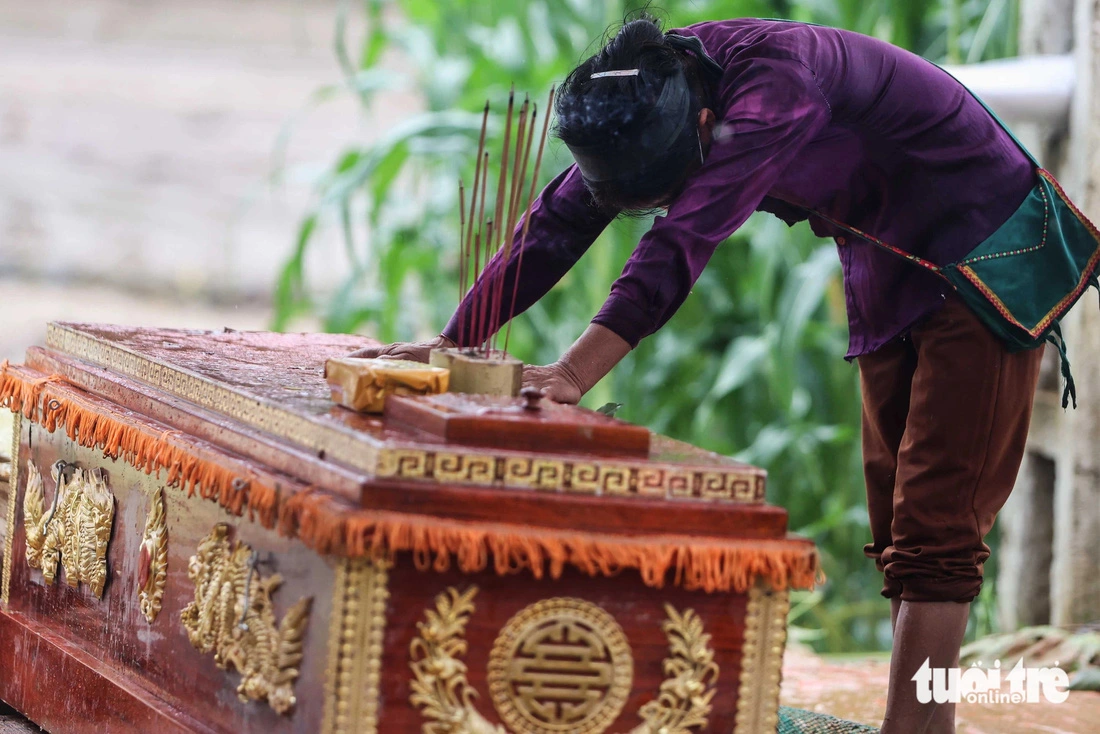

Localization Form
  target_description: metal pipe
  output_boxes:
[943,54,1074,124]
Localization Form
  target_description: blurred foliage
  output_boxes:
[275,0,1019,652]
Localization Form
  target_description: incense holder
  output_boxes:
[429,347,522,398]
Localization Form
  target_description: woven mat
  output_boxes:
[778,706,880,733]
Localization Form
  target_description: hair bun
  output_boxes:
[601,17,664,62]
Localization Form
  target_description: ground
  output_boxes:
[782,647,1100,733]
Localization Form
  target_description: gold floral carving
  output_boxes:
[413,592,722,734]
[733,583,789,734]
[23,460,115,598]
[180,524,312,715]
[137,487,168,623]
[631,605,719,734]
[321,557,390,734]
[487,598,633,734]
[1,411,22,606]
[409,586,506,734]
[22,462,46,569]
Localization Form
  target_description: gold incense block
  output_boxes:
[324,357,449,413]
[429,347,522,398]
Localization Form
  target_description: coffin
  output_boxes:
[0,323,818,734]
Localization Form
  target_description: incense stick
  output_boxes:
[459,103,489,347]
[457,179,466,345]
[472,151,489,351]
[479,220,494,354]
[504,85,554,356]
[483,89,515,356]
[491,95,530,356]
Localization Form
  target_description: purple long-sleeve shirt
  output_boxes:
[442,19,1035,358]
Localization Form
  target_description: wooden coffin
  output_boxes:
[0,323,818,734]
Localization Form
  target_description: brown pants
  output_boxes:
[859,294,1044,603]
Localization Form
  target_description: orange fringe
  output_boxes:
[1,363,820,593]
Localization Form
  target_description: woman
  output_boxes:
[354,16,1073,733]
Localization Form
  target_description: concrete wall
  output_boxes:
[0,0,417,299]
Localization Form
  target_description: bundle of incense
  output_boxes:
[457,85,555,359]
[324,357,449,413]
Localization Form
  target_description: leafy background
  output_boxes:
[275,0,1019,653]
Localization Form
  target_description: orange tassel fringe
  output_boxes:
[1,363,820,593]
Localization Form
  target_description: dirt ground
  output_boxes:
[781,647,1100,733]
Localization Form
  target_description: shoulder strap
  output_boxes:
[792,206,951,280]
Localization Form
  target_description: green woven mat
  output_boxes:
[777,706,880,733]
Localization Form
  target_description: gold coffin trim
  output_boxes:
[45,324,765,503]
[321,557,390,734]
[733,583,789,734]
[1,411,21,606]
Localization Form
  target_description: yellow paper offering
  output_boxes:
[324,358,449,413]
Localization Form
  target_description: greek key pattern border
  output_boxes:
[47,324,765,503]
[321,557,390,734]
[733,582,789,734]
[1,411,21,606]
[375,448,765,502]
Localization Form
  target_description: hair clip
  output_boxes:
[590,69,640,79]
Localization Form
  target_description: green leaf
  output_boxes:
[709,335,770,400]
[272,213,318,330]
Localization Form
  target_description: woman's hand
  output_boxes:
[521,325,631,405]
[522,362,585,405]
[347,334,456,363]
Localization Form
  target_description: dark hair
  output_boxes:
[554,14,714,214]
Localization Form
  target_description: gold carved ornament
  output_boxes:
[629,605,720,734]
[733,583,789,734]
[321,557,391,734]
[487,597,633,734]
[410,590,719,734]
[1,411,22,606]
[409,587,505,734]
[180,524,312,715]
[137,486,168,623]
[23,460,115,598]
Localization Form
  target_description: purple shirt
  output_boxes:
[443,19,1035,358]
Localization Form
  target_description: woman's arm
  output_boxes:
[522,324,631,403]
